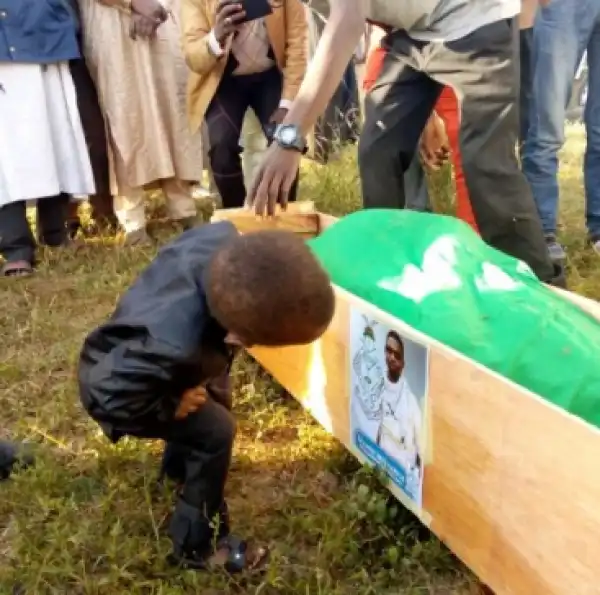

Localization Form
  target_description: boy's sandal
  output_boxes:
[1,261,33,277]
[169,535,269,574]
[216,535,269,574]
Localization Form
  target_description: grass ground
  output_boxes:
[0,127,596,594]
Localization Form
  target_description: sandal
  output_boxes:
[1,261,33,277]
[168,534,269,574]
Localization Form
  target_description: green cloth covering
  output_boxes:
[308,210,600,429]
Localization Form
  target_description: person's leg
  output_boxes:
[403,155,432,212]
[435,87,479,233]
[161,178,198,229]
[241,110,268,191]
[160,371,233,485]
[0,201,36,274]
[359,32,442,210]
[67,199,82,238]
[205,69,252,209]
[249,67,299,203]
[69,57,116,230]
[89,194,118,230]
[522,1,588,261]
[584,19,600,250]
[37,193,70,247]
[518,27,534,150]
[429,19,558,284]
[165,398,236,562]
[113,186,150,244]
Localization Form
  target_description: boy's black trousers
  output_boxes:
[110,383,236,556]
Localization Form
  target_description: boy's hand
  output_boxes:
[175,386,207,420]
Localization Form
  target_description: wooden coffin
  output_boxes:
[211,204,600,595]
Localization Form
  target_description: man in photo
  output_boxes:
[376,331,422,478]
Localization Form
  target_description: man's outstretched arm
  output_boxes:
[248,0,367,215]
[282,0,367,136]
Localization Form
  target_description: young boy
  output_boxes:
[78,222,335,572]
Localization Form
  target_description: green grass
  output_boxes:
[0,127,596,594]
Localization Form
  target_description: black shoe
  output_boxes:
[547,262,567,289]
[0,441,34,480]
[167,498,231,567]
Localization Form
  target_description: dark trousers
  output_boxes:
[68,56,115,224]
[0,195,70,264]
[163,399,235,555]
[122,379,236,555]
[205,64,299,208]
[519,27,534,150]
[359,20,556,284]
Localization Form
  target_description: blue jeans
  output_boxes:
[522,0,600,238]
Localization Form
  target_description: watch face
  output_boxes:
[279,126,297,145]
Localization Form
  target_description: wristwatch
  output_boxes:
[273,124,308,154]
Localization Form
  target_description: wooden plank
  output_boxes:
[211,202,319,238]
[249,289,600,595]
[215,207,600,595]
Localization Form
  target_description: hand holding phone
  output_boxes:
[240,0,272,23]
[214,0,247,44]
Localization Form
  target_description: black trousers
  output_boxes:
[359,20,556,284]
[69,56,115,224]
[205,63,298,208]
[0,195,69,264]
[519,26,534,150]
[120,378,235,555]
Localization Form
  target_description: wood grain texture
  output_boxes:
[211,202,319,238]
[215,208,600,595]
[250,290,600,595]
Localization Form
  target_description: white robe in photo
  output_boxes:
[0,61,95,207]
[377,376,423,471]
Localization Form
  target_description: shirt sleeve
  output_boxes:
[81,334,184,425]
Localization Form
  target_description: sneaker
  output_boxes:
[589,235,600,255]
[548,263,567,289]
[545,234,566,263]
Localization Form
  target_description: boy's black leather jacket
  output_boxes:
[78,222,238,442]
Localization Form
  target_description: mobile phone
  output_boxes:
[240,0,272,23]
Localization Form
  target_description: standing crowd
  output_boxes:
[1,0,599,577]
[1,0,591,281]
